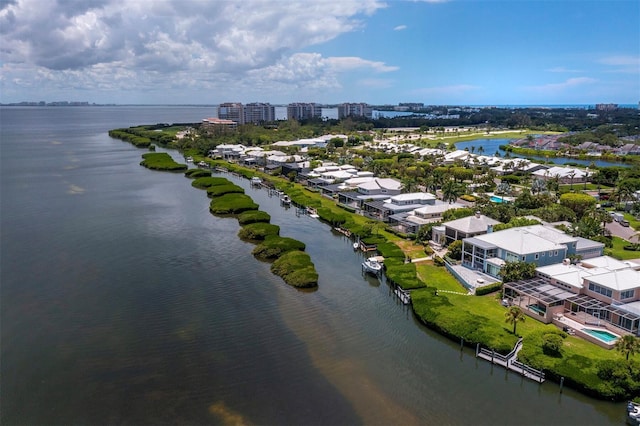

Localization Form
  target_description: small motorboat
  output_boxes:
[280,195,291,205]
[307,207,319,218]
[197,161,208,167]
[353,241,360,251]
[362,257,382,275]
[185,156,194,162]
[250,176,263,186]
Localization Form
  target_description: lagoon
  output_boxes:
[455,138,630,168]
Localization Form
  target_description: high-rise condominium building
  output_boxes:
[218,102,245,124]
[244,103,275,124]
[287,103,322,121]
[338,103,373,119]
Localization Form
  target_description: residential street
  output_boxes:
[606,220,638,243]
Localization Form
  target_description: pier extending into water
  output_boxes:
[476,338,545,383]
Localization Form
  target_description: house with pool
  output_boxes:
[461,225,605,278]
[502,256,640,347]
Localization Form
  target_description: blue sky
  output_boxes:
[1,0,638,105]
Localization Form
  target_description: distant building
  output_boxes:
[202,117,237,131]
[595,103,618,111]
[338,103,372,119]
[287,103,322,120]
[244,102,275,124]
[218,102,244,124]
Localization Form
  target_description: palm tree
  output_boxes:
[531,178,547,195]
[504,306,526,335]
[441,180,462,204]
[568,171,576,190]
[614,334,640,361]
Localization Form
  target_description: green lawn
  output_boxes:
[607,236,640,260]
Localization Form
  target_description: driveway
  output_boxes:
[606,220,638,243]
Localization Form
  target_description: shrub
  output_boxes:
[209,193,258,215]
[253,235,306,260]
[192,176,230,189]
[376,242,405,259]
[433,256,445,266]
[384,258,425,289]
[271,251,318,288]
[139,153,187,171]
[317,208,347,226]
[475,282,503,296]
[207,184,244,197]
[185,169,211,178]
[460,194,476,202]
[542,333,564,357]
[237,210,271,225]
[238,223,280,240]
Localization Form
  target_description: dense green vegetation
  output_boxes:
[139,153,187,171]
[184,168,211,178]
[238,222,280,240]
[207,184,245,197]
[209,193,258,214]
[271,251,319,288]
[237,210,271,225]
[252,236,306,260]
[191,176,230,189]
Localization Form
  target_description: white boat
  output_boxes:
[307,207,319,218]
[353,242,360,250]
[280,195,291,205]
[362,257,382,275]
[394,288,411,305]
[250,176,262,186]
[185,156,194,162]
[197,161,208,167]
[628,402,640,426]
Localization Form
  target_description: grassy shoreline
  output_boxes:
[113,129,637,401]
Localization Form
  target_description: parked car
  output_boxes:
[621,219,630,227]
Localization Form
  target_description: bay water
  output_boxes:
[1,106,624,425]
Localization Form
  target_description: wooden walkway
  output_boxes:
[476,339,545,383]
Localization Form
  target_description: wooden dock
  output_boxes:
[476,339,545,383]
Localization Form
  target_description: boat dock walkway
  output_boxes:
[476,339,545,383]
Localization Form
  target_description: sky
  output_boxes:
[1,0,638,106]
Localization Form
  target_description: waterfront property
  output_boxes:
[502,256,640,344]
[431,212,501,246]
[461,225,605,278]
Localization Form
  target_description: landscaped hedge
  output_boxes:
[252,235,306,260]
[271,251,318,288]
[475,282,503,296]
[238,223,280,240]
[209,193,258,215]
[140,153,187,171]
[237,210,271,225]
[192,176,231,189]
[207,184,244,197]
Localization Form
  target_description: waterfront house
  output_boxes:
[503,256,640,337]
[531,166,590,184]
[431,212,501,246]
[337,178,402,210]
[362,192,436,221]
[388,201,465,234]
[461,225,605,278]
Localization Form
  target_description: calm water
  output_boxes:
[1,106,625,425]
[456,138,630,168]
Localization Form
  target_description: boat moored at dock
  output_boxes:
[362,257,383,275]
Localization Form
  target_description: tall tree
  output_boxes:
[441,180,462,204]
[504,306,526,335]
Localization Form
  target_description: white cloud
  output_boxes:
[326,57,399,73]
[598,55,640,73]
[546,66,583,73]
[0,0,389,101]
[527,77,597,92]
[394,25,407,31]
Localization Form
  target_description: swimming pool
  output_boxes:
[490,195,507,203]
[527,304,546,315]
[581,328,619,343]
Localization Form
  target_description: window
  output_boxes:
[621,290,635,299]
[541,252,545,257]
[588,283,612,298]
[521,256,525,261]
[535,254,539,260]
[554,251,558,256]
